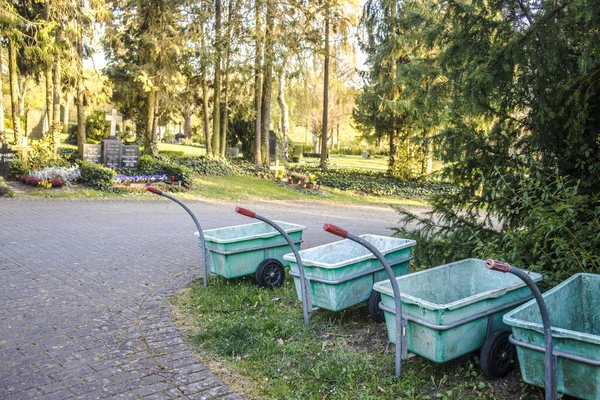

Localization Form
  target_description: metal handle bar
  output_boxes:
[485,259,556,400]
[324,223,406,378]
[146,186,210,287]
[235,207,310,325]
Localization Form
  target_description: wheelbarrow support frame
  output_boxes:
[324,223,407,379]
[146,186,210,286]
[236,207,311,325]
[485,259,557,400]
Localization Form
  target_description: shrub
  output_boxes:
[394,164,600,287]
[179,157,237,176]
[0,178,14,198]
[287,165,457,198]
[230,159,273,179]
[78,161,115,191]
[8,159,30,179]
[59,148,80,164]
[136,155,195,188]
[67,110,111,144]
[28,138,70,170]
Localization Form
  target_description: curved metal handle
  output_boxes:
[146,186,163,196]
[485,259,511,272]
[323,223,348,238]
[236,207,256,218]
[484,259,556,400]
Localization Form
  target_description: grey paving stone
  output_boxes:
[0,199,242,399]
[1,197,404,399]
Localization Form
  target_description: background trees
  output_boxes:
[2,0,598,279]
[377,0,600,280]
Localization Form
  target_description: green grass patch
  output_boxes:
[329,154,389,171]
[157,142,206,157]
[193,175,428,207]
[173,276,539,399]
[11,174,428,207]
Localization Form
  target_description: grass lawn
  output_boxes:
[192,175,427,207]
[173,276,541,400]
[157,142,206,157]
[298,154,389,171]
[294,154,445,174]
[9,167,428,207]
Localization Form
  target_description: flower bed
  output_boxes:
[21,166,81,189]
[113,174,169,185]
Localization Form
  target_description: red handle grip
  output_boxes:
[236,207,256,218]
[485,259,511,273]
[323,223,349,238]
[146,186,163,196]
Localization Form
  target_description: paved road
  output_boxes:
[0,197,414,399]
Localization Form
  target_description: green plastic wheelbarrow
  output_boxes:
[283,234,416,322]
[146,186,305,288]
[503,272,600,400]
[373,258,542,379]
[199,219,305,287]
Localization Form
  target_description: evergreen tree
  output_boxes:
[104,0,185,156]
[393,0,600,280]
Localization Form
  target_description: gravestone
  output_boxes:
[82,144,102,164]
[228,147,239,158]
[102,139,122,168]
[0,143,17,177]
[105,109,122,139]
[121,145,139,168]
[26,109,45,140]
[101,109,125,168]
[81,109,140,169]
[269,133,277,159]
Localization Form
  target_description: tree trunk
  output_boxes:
[63,91,72,133]
[261,0,274,165]
[152,94,159,143]
[320,1,330,169]
[420,128,433,175]
[18,77,29,118]
[183,108,193,139]
[52,25,63,153]
[45,68,53,135]
[200,24,212,156]
[387,2,399,175]
[253,0,263,165]
[76,4,86,155]
[0,44,4,142]
[212,0,222,158]
[143,88,157,156]
[8,37,22,145]
[277,66,290,160]
[220,0,234,158]
[220,79,229,158]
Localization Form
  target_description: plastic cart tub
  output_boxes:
[373,258,542,365]
[504,273,600,399]
[284,235,415,312]
[198,221,305,281]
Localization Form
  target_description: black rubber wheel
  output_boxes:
[368,290,385,323]
[255,259,285,288]
[480,330,516,378]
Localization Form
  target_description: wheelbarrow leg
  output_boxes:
[485,259,557,400]
[324,223,407,379]
[236,207,310,326]
[147,187,210,287]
